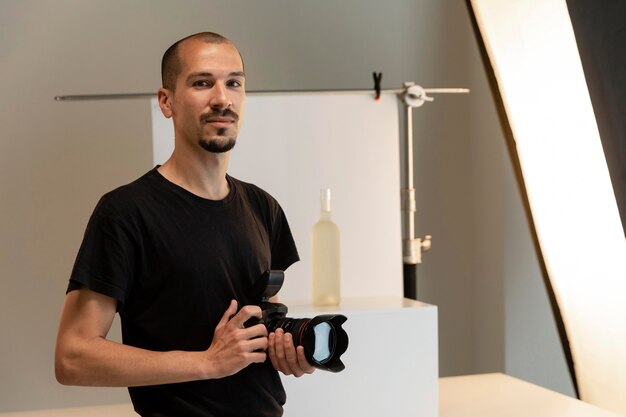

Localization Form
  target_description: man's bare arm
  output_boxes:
[55,288,267,387]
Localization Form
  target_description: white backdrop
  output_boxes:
[151,92,403,302]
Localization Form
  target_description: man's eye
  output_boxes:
[193,80,213,87]
[227,80,243,88]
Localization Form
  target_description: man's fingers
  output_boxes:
[297,346,316,374]
[268,332,277,362]
[249,351,267,364]
[229,305,263,329]
[214,301,266,345]
[283,333,298,363]
[283,333,304,377]
[273,329,290,374]
[216,300,238,329]
[268,330,315,377]
[247,335,269,352]
[246,322,269,338]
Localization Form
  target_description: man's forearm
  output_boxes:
[56,290,268,387]
[55,336,214,387]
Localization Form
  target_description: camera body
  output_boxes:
[248,270,349,373]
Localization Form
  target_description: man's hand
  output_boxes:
[268,328,315,377]
[204,300,269,378]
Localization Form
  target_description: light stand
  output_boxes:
[399,83,469,299]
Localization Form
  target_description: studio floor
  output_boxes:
[1,373,622,417]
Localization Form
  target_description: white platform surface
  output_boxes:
[2,373,623,416]
[440,373,624,417]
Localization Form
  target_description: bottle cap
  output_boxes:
[320,188,331,212]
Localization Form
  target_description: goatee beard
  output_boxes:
[198,111,240,153]
[198,137,237,153]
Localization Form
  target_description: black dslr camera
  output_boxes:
[246,270,349,373]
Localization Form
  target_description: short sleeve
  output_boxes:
[67,206,135,308]
[269,204,300,271]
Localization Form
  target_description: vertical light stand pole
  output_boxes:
[400,83,469,300]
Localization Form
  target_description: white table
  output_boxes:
[281,297,438,417]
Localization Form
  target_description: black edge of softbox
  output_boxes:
[566,0,626,238]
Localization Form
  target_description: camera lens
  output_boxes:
[267,314,348,372]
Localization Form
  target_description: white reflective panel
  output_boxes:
[472,0,626,414]
[151,92,403,302]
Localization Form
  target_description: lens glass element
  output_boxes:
[312,322,333,363]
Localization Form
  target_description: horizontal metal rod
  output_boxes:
[423,88,471,94]
[54,87,470,102]
[54,93,155,101]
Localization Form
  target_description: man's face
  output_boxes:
[161,39,246,153]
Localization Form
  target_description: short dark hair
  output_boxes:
[161,32,243,91]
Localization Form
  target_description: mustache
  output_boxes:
[200,109,239,123]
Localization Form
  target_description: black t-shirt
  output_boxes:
[67,167,299,417]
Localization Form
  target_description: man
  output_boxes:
[55,32,314,417]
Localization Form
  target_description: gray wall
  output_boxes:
[0,0,574,412]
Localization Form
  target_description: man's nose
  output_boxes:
[209,82,230,110]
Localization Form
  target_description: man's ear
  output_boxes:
[157,88,173,118]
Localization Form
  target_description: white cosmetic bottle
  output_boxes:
[312,188,340,306]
